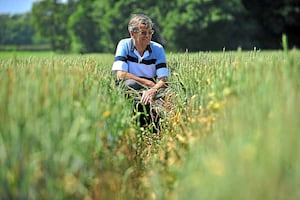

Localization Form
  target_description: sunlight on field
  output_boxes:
[0,50,299,199]
[168,50,300,200]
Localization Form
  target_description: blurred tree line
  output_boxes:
[0,0,299,53]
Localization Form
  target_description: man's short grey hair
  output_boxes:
[128,14,154,32]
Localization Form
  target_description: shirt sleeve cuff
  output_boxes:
[112,60,129,72]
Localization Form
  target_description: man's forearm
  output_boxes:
[152,77,167,90]
[117,71,142,82]
[117,70,152,86]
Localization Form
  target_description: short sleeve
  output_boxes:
[112,39,129,72]
[155,46,169,78]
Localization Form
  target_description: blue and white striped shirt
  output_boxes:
[112,38,169,79]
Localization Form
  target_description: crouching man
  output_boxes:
[112,14,169,133]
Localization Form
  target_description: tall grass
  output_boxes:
[166,50,300,200]
[0,54,135,199]
[0,50,299,199]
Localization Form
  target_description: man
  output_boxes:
[112,14,169,132]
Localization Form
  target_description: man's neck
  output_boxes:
[135,45,146,56]
[134,49,149,63]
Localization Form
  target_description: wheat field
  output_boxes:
[0,49,299,199]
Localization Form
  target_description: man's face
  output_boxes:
[131,23,153,49]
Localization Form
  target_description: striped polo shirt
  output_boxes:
[112,38,169,79]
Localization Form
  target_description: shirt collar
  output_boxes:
[129,38,152,53]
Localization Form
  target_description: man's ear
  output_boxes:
[129,31,134,37]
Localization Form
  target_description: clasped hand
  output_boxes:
[140,89,156,104]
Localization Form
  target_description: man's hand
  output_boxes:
[140,88,157,104]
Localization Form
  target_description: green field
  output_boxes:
[0,49,299,199]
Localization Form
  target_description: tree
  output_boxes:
[0,14,11,44]
[0,14,34,45]
[4,0,299,52]
[161,0,259,51]
[92,0,168,53]
[31,0,71,51]
[68,0,100,53]
[242,0,300,48]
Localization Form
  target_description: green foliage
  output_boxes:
[31,0,71,51]
[165,50,300,200]
[0,14,34,45]
[162,0,258,51]
[242,0,300,48]
[92,0,166,52]
[0,53,130,199]
[68,0,100,53]
[0,50,300,199]
[2,0,300,52]
[282,33,288,52]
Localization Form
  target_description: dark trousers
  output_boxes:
[121,79,160,131]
